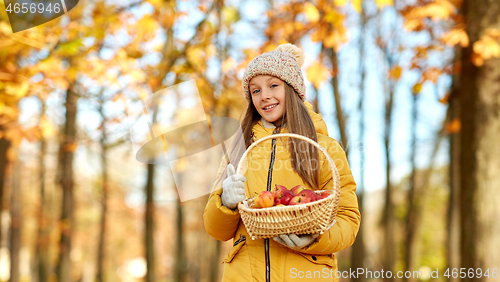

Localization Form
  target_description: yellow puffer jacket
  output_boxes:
[203,102,360,282]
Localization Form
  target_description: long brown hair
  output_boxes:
[214,82,321,191]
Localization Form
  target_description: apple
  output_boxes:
[272,184,295,206]
[272,184,290,199]
[278,192,294,205]
[297,189,319,201]
[254,191,274,208]
[289,195,312,206]
[319,190,333,199]
[274,197,281,206]
[290,185,306,196]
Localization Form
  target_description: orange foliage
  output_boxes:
[389,66,403,80]
[472,30,500,66]
[441,28,469,47]
[445,118,461,134]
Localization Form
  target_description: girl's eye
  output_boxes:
[252,89,260,94]
[271,84,278,88]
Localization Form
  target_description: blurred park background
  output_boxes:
[1,0,499,281]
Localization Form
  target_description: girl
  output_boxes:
[203,44,360,282]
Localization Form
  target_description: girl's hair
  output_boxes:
[214,82,321,191]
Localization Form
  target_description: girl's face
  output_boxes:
[249,75,286,126]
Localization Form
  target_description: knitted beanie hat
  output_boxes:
[242,43,306,103]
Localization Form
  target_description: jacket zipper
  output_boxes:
[265,137,277,282]
[233,234,246,247]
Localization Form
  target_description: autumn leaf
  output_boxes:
[375,0,393,9]
[5,80,29,97]
[413,83,423,94]
[439,93,450,104]
[473,35,500,60]
[147,0,163,9]
[352,0,362,12]
[137,16,160,40]
[471,53,484,67]
[206,44,217,59]
[422,0,456,21]
[222,6,240,24]
[311,24,329,43]
[422,68,442,83]
[445,118,461,134]
[389,66,402,80]
[64,142,79,152]
[112,93,126,103]
[324,10,344,27]
[322,27,349,50]
[55,39,84,56]
[404,19,424,32]
[128,69,147,84]
[441,28,469,47]
[40,116,57,138]
[485,28,500,39]
[334,0,349,6]
[303,2,320,23]
[307,61,330,88]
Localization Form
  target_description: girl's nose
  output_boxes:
[261,89,272,100]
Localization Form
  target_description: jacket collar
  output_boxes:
[253,101,329,138]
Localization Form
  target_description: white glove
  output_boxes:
[221,164,246,210]
[273,234,320,250]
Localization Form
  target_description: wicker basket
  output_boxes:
[237,133,341,240]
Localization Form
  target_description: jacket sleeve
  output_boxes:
[298,139,361,255]
[203,158,241,242]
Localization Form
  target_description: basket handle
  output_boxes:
[235,133,341,218]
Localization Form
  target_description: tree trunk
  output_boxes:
[351,3,366,280]
[447,49,461,282]
[405,93,419,282]
[174,175,185,282]
[325,47,349,153]
[405,91,451,282]
[145,163,156,282]
[9,160,21,282]
[383,86,395,282]
[56,85,78,282]
[96,100,108,282]
[209,240,221,282]
[459,1,500,281]
[0,133,10,249]
[35,103,50,282]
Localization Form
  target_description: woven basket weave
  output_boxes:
[236,133,341,240]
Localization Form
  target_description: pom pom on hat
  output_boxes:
[242,43,306,103]
[275,43,305,67]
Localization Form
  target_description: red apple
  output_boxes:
[272,185,294,205]
[254,191,274,208]
[289,195,312,206]
[297,189,319,201]
[319,190,333,199]
[272,184,290,198]
[290,185,306,196]
[278,192,295,205]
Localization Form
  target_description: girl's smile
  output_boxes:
[249,75,286,126]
